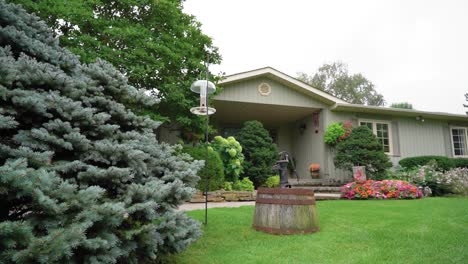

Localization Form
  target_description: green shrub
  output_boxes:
[324,122,346,145]
[264,175,280,188]
[183,145,225,191]
[233,177,255,192]
[452,158,468,169]
[335,126,392,180]
[399,156,454,171]
[211,136,244,182]
[237,120,278,187]
[223,181,233,191]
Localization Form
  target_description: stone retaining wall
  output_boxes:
[190,190,257,203]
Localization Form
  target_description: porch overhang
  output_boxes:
[212,100,320,127]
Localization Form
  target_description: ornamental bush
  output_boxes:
[211,135,244,182]
[232,177,255,192]
[324,122,345,145]
[237,120,278,187]
[341,180,423,199]
[0,2,202,262]
[334,126,392,180]
[399,156,454,171]
[183,145,225,191]
[263,175,280,188]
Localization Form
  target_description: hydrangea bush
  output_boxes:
[341,180,423,199]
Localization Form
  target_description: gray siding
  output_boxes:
[216,77,328,108]
[395,118,448,163]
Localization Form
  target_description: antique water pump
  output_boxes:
[272,151,299,188]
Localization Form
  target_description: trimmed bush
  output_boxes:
[334,126,392,180]
[237,120,278,187]
[399,156,454,171]
[183,145,225,191]
[451,158,468,169]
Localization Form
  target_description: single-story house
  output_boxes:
[161,67,468,184]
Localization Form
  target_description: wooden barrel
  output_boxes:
[253,188,319,235]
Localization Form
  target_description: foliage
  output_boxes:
[334,126,392,180]
[324,122,345,145]
[172,198,468,264]
[452,158,468,168]
[399,156,454,171]
[390,161,468,196]
[390,102,413,109]
[232,178,255,192]
[464,93,468,115]
[223,181,233,191]
[0,2,202,262]
[324,121,352,145]
[341,180,423,199]
[9,0,221,135]
[263,175,280,188]
[297,62,385,106]
[237,120,278,187]
[183,145,225,191]
[211,136,244,182]
[438,167,468,195]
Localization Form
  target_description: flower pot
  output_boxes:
[310,171,320,178]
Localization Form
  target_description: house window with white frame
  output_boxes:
[451,127,468,157]
[359,120,392,154]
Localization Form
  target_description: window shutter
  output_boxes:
[391,121,401,157]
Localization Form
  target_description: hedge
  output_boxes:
[183,145,225,191]
[399,156,468,171]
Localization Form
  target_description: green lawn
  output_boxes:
[169,198,468,264]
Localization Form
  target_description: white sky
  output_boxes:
[183,0,468,115]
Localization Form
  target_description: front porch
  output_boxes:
[212,100,327,182]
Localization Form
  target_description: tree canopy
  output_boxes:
[297,62,385,106]
[0,1,202,262]
[9,0,221,135]
[390,102,413,109]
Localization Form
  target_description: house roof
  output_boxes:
[218,66,467,122]
[218,67,348,105]
[332,103,468,122]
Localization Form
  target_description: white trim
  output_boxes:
[358,119,393,155]
[450,126,468,158]
[219,67,348,105]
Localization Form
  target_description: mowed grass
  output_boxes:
[169,198,468,264]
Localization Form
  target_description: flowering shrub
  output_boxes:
[341,180,423,199]
[437,167,468,195]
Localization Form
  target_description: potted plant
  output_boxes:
[309,163,320,178]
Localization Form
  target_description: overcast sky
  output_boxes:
[184,0,468,115]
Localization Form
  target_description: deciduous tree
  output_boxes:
[298,62,385,106]
[9,0,221,135]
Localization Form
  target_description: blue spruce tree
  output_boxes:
[0,1,202,263]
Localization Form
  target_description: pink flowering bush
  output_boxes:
[341,180,423,200]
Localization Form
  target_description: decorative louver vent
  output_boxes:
[258,82,271,96]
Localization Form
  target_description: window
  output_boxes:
[451,127,468,157]
[359,120,392,154]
